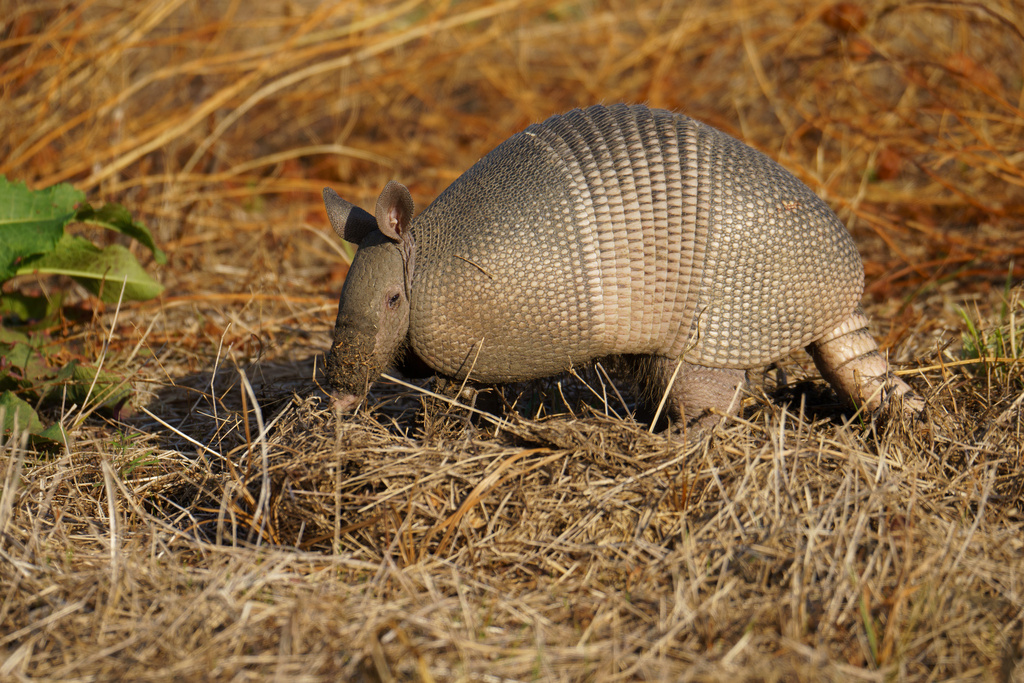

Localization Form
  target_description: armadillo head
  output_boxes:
[323,182,416,412]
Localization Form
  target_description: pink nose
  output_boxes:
[330,391,362,413]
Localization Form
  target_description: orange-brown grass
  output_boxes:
[1,0,1023,680]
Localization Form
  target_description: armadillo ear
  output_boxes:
[322,187,378,244]
[375,181,415,243]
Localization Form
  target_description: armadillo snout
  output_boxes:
[324,335,376,411]
[330,390,362,413]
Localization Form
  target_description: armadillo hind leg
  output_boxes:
[807,306,922,414]
[621,355,747,433]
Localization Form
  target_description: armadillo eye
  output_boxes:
[386,292,401,309]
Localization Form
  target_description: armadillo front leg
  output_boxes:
[807,307,922,414]
[623,355,747,433]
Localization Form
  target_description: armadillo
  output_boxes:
[322,104,919,429]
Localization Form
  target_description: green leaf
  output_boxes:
[0,363,31,394]
[0,334,61,400]
[1,337,49,378]
[0,326,61,359]
[74,202,167,264]
[59,362,132,412]
[0,389,44,433]
[0,391,67,449]
[0,292,56,323]
[16,234,164,302]
[0,325,32,347]
[0,176,84,281]
[35,422,67,447]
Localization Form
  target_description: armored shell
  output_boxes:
[406,103,863,382]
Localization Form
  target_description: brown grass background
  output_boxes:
[1,0,1023,680]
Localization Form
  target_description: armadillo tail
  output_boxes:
[807,307,922,414]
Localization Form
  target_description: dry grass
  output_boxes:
[2,0,1023,680]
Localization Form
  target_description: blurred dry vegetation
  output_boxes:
[1,0,1023,680]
